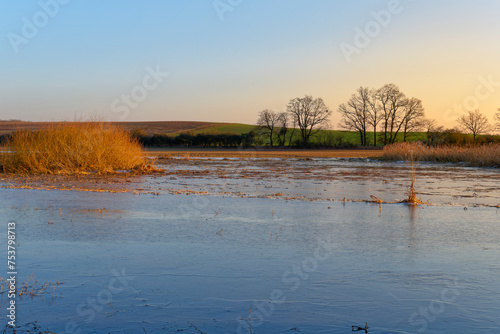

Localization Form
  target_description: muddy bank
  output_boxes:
[146,147,384,159]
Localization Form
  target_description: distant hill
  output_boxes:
[0,121,256,136]
[173,123,256,136]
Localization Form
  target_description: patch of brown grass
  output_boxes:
[402,172,424,205]
[382,142,500,167]
[151,148,384,159]
[0,274,61,299]
[1,121,148,174]
[402,151,423,205]
[17,274,61,299]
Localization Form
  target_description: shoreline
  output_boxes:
[145,148,384,159]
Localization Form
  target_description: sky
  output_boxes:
[1,0,499,129]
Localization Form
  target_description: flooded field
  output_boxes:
[1,157,499,333]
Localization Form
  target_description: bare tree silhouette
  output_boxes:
[457,110,490,140]
[287,95,332,146]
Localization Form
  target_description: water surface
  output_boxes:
[1,159,499,333]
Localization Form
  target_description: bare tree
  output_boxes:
[401,97,425,142]
[374,84,392,145]
[375,84,407,144]
[457,110,490,140]
[422,118,444,145]
[422,118,437,134]
[338,87,371,145]
[495,108,500,132]
[338,102,364,145]
[339,84,425,146]
[275,112,289,146]
[288,116,297,146]
[287,95,332,145]
[367,88,381,146]
[256,109,279,146]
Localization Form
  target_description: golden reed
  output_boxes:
[1,121,146,174]
[382,142,500,167]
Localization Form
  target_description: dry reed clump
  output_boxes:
[0,274,61,299]
[382,142,500,167]
[403,151,422,204]
[384,148,424,205]
[17,274,61,299]
[1,122,149,175]
[403,160,423,205]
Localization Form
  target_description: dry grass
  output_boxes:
[0,277,8,294]
[17,274,61,299]
[404,176,422,204]
[0,274,61,299]
[150,148,384,159]
[370,151,424,205]
[2,321,56,334]
[382,142,500,167]
[1,121,148,174]
[402,152,423,205]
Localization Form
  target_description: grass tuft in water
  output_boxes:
[402,151,424,205]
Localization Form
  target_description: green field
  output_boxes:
[176,123,257,135]
[3,121,493,147]
[173,122,428,146]
[307,130,428,146]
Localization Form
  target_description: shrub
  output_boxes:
[1,121,146,174]
[135,132,253,148]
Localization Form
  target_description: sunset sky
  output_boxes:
[1,0,499,129]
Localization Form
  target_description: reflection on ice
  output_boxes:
[0,159,499,333]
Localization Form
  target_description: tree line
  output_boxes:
[256,95,332,147]
[338,84,425,146]
[1,92,498,149]
[132,132,258,148]
[256,85,500,147]
[256,85,426,147]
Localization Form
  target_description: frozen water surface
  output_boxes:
[0,159,499,333]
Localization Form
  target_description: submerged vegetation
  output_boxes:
[382,142,500,167]
[0,274,60,299]
[0,121,148,175]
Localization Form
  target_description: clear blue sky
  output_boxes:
[1,0,499,128]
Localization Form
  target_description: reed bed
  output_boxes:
[0,121,147,174]
[382,142,500,167]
